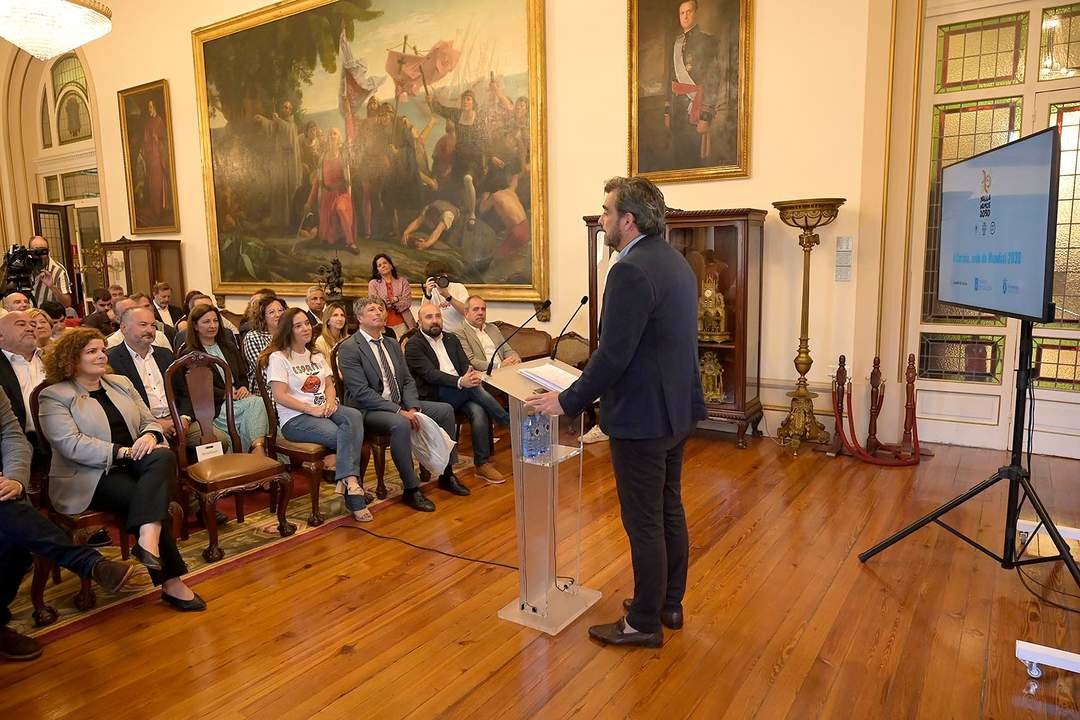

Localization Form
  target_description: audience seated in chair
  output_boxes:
[2,292,30,313]
[0,390,151,662]
[406,302,510,484]
[105,297,171,351]
[242,296,287,391]
[25,309,55,351]
[107,306,227,451]
[454,295,521,372]
[179,304,268,455]
[37,328,205,612]
[337,296,470,512]
[82,289,119,336]
[173,294,239,350]
[314,303,349,359]
[264,308,370,522]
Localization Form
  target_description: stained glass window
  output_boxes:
[56,92,91,145]
[44,175,59,203]
[1040,4,1080,81]
[1034,337,1080,390]
[50,54,86,101]
[1046,101,1080,326]
[935,14,1027,93]
[918,333,1005,383]
[60,169,99,200]
[39,92,51,149]
[922,97,1020,324]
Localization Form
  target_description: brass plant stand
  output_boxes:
[771,198,845,453]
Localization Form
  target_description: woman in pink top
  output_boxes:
[367,253,415,337]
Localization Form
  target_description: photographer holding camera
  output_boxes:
[421,260,469,333]
[28,236,71,309]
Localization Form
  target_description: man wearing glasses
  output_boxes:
[29,236,72,309]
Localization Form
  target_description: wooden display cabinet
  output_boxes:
[102,237,185,298]
[584,208,766,447]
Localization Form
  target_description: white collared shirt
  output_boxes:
[155,302,174,327]
[107,328,170,351]
[126,342,168,417]
[3,348,44,431]
[474,323,500,368]
[363,330,395,401]
[423,331,460,378]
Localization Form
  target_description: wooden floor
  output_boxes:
[1,434,1078,719]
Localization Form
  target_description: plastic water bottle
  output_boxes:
[522,412,551,461]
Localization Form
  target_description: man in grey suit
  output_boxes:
[0,392,150,661]
[337,296,470,513]
[454,295,521,372]
[527,176,706,648]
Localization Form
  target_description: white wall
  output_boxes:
[12,0,877,393]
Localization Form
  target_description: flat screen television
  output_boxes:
[938,126,1059,323]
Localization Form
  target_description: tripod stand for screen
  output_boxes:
[859,319,1080,592]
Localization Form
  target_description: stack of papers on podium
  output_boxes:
[518,363,577,392]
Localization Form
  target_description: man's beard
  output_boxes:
[424,326,443,338]
[604,225,622,250]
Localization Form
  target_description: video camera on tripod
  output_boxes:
[1,244,47,298]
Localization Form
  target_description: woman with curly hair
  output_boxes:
[37,328,205,611]
[242,296,287,391]
[181,304,268,455]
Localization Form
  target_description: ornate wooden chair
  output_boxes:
[165,351,296,562]
[254,354,330,526]
[27,383,182,626]
[492,321,552,361]
[330,341,387,498]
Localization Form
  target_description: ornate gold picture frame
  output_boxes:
[117,79,181,234]
[192,0,548,302]
[629,0,753,183]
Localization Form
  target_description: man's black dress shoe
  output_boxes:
[622,598,684,630]
[438,473,470,496]
[403,489,436,512]
[0,626,42,661]
[587,618,662,648]
[86,528,111,547]
[161,592,207,612]
[132,543,162,571]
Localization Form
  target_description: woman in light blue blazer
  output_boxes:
[38,328,205,612]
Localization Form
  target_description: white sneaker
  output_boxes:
[581,425,609,444]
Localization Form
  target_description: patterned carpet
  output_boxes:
[6,456,449,638]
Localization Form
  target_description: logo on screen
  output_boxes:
[981,169,992,195]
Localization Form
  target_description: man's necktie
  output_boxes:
[373,339,402,405]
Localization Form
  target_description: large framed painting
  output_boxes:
[118,79,181,233]
[193,0,548,302]
[629,0,753,183]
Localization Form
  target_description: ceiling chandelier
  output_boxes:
[0,0,112,62]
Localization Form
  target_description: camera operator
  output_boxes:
[29,235,72,308]
[421,260,469,333]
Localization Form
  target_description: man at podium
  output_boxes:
[526,176,706,648]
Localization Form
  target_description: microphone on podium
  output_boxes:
[486,299,552,376]
[549,295,589,361]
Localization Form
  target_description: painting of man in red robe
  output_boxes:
[119,80,180,233]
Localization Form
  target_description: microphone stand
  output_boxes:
[549,295,589,361]
[486,299,551,376]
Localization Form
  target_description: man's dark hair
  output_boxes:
[603,176,667,235]
[93,288,111,303]
[424,260,451,279]
[39,300,64,320]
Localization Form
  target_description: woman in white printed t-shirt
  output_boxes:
[262,308,372,522]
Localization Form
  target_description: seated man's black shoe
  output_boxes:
[86,527,111,547]
[161,592,207,612]
[403,489,436,512]
[0,626,42,661]
[588,618,662,648]
[438,473,470,496]
[622,598,684,630]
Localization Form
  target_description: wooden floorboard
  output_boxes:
[1,435,1077,719]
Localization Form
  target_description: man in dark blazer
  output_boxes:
[527,176,706,648]
[151,282,186,329]
[338,296,469,512]
[405,302,510,483]
[0,390,150,661]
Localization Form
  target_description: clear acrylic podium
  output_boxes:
[485,358,602,635]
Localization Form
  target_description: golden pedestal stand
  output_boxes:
[771,198,845,453]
